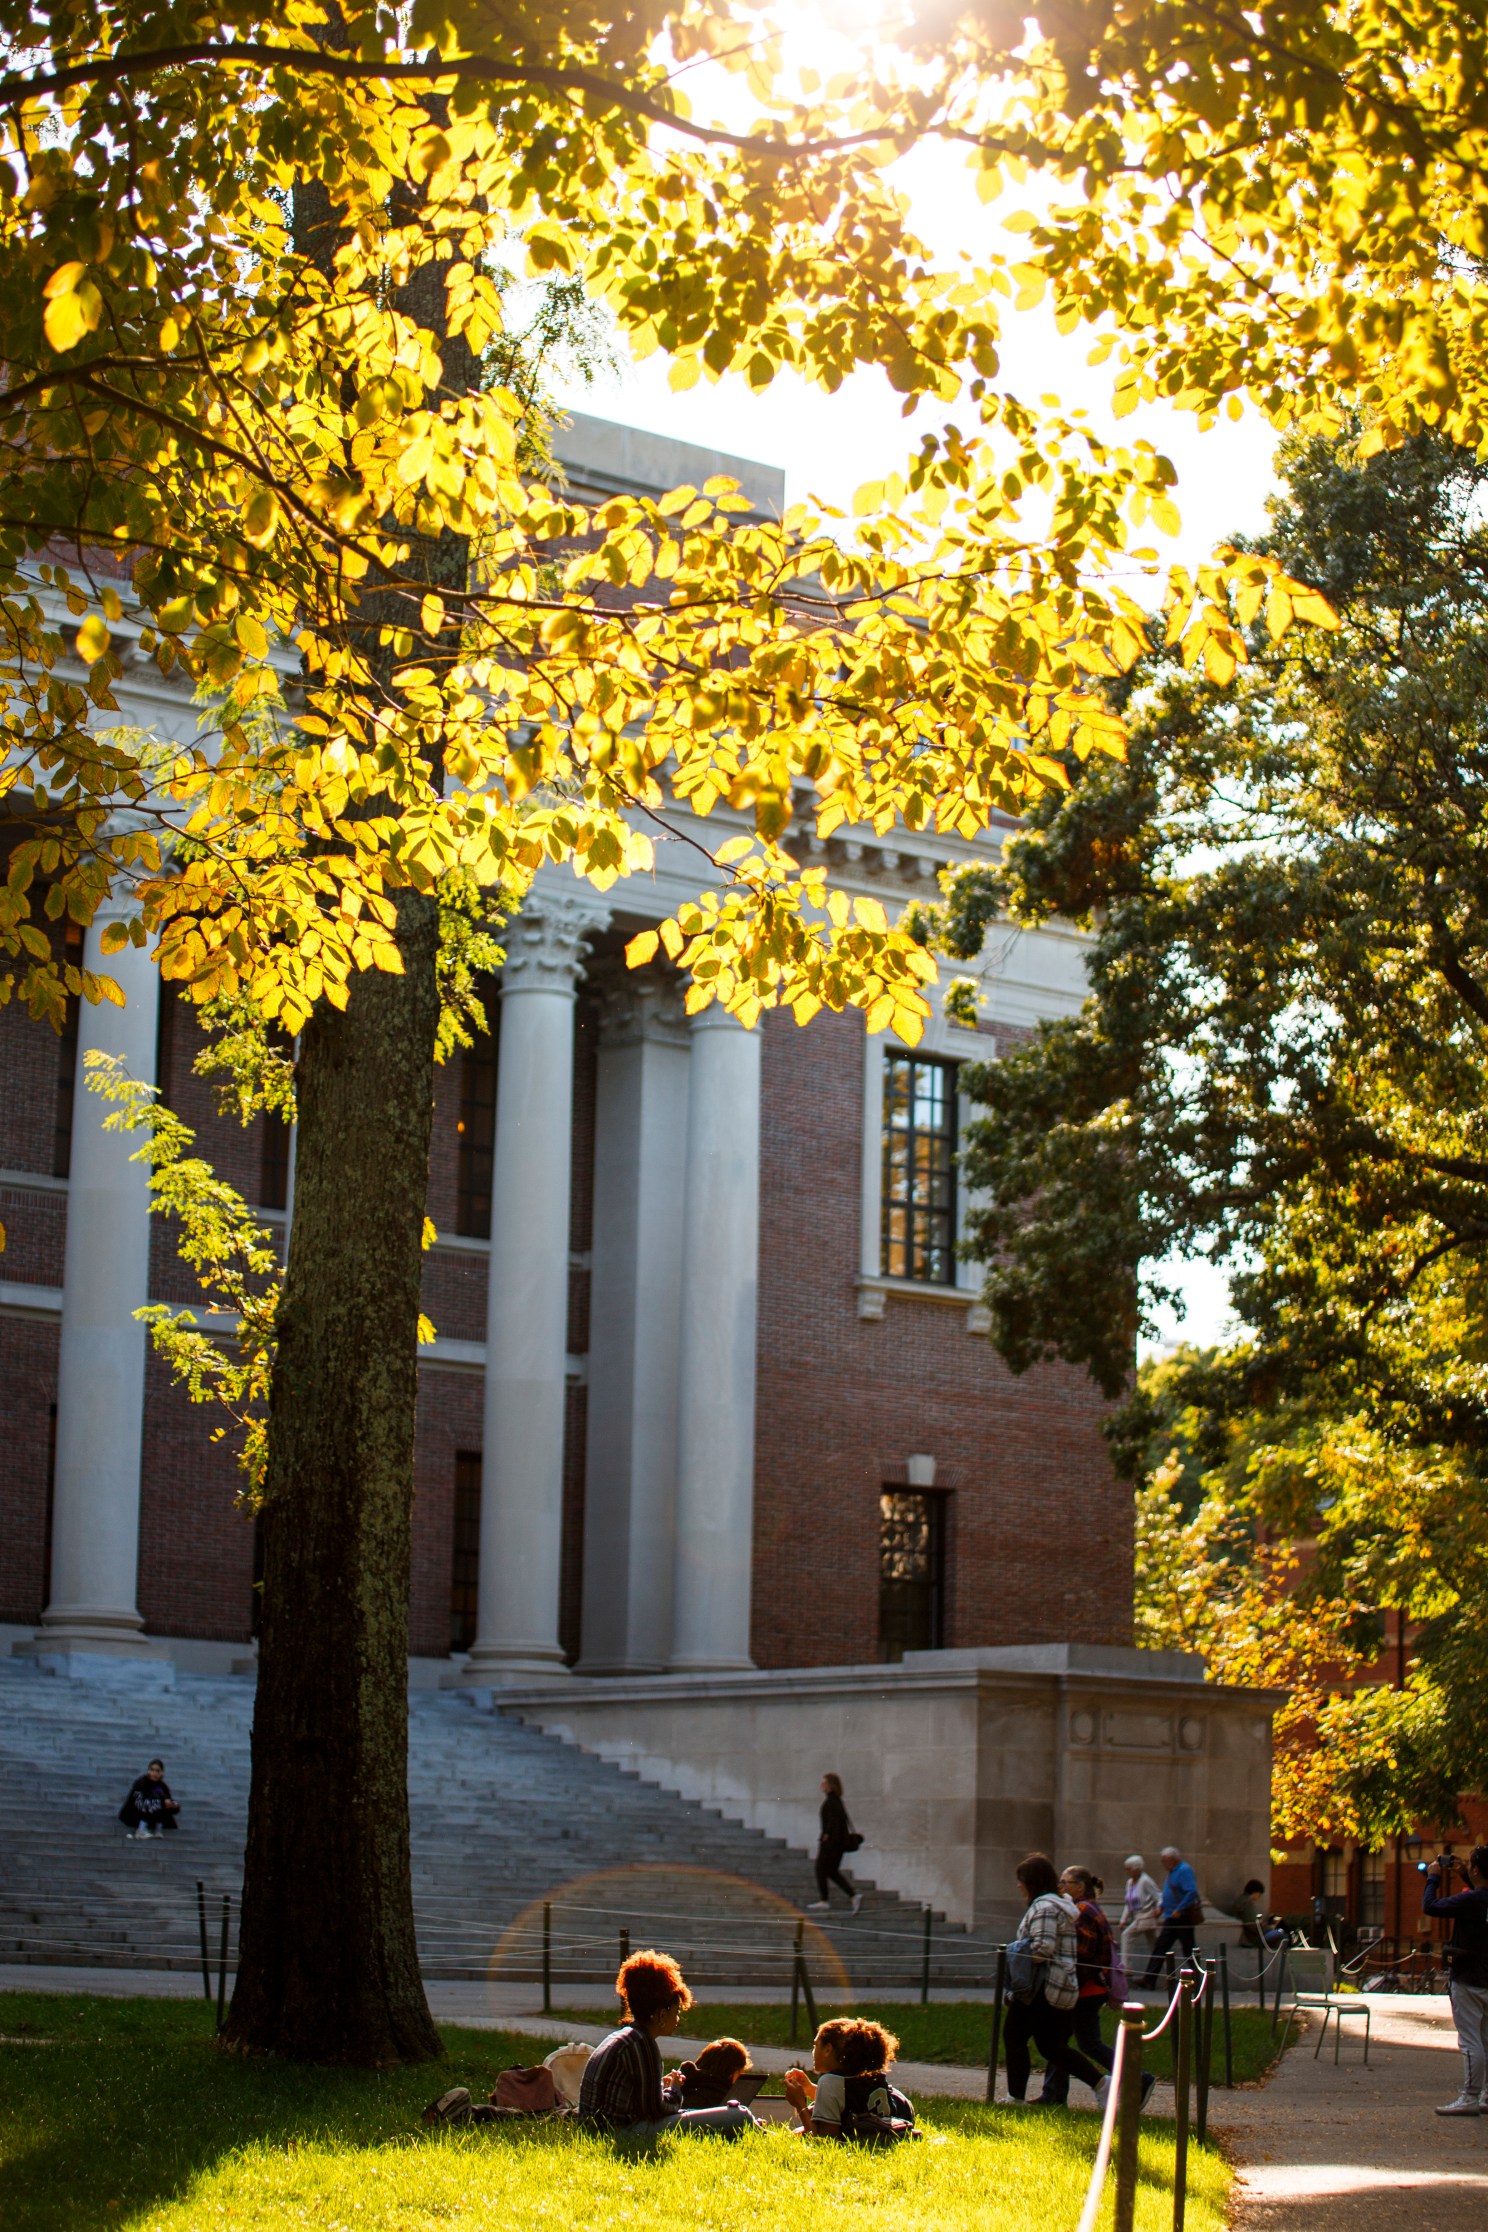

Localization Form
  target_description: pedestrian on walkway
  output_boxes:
[1422,1846,1488,2118]
[1121,1853,1162,1979]
[808,1772,863,1915]
[118,1759,180,1840]
[1003,1853,1111,2109]
[1141,1845,1203,1985]
[1039,1867,1117,2105]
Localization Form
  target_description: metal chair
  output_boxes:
[1279,1946,1372,2063]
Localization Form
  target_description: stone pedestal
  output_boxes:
[498,1644,1281,1932]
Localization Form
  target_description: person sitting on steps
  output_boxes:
[118,1759,180,1840]
[807,1772,863,1914]
[577,1949,759,2139]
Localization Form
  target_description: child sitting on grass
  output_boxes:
[782,2018,916,2141]
[674,2037,753,2110]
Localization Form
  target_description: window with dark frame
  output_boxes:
[258,1024,294,1212]
[878,1489,946,1662]
[450,1450,483,1652]
[880,1054,957,1283]
[456,1002,499,1240]
[1357,1847,1385,1931]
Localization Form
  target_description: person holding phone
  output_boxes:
[1423,1847,1488,2117]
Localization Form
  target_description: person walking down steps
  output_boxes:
[808,1772,863,1914]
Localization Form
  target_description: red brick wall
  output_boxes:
[0,1316,57,1623]
[137,1350,256,1640]
[750,1005,1131,1670]
[410,1365,485,1657]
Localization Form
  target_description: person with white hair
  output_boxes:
[1120,1853,1162,1979]
[1142,1845,1203,1985]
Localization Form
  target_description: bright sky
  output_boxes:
[552,120,1267,1354]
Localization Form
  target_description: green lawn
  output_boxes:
[567,1997,1297,2084]
[0,1992,1230,2232]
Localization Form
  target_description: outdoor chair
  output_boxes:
[1278,1946,1372,2064]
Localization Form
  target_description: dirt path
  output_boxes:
[1209,1994,1488,2229]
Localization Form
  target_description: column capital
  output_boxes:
[500,896,610,997]
[687,997,752,1035]
[592,962,689,1051]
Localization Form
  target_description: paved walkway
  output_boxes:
[1210,1995,1488,2229]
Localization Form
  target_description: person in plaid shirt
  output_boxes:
[578,1950,758,2138]
[1003,1854,1110,2109]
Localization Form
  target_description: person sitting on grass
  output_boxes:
[577,1950,759,2139]
[675,2037,753,2111]
[782,2017,914,2138]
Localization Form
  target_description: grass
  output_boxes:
[565,1998,1297,2085]
[0,1992,1231,2232]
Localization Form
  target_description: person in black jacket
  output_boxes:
[1423,1846,1488,2117]
[808,1772,862,1914]
[118,1760,180,1840]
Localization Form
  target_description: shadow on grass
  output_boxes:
[0,1991,557,2232]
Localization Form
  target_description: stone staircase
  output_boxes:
[0,1661,1000,1993]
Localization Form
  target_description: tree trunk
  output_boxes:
[222,884,443,2063]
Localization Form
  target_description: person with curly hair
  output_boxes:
[782,2017,914,2137]
[577,1950,758,2138]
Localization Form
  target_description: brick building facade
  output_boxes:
[0,412,1130,1680]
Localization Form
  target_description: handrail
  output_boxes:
[1074,2016,1128,2232]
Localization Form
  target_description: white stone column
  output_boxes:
[26,904,167,1675]
[461,897,607,1685]
[669,1004,762,1672]
[578,970,690,1673]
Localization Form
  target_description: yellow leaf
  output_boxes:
[44,277,102,353]
[1203,638,1238,686]
[625,928,660,967]
[1266,586,1293,641]
[420,593,445,637]
[75,614,110,663]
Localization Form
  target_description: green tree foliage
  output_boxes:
[942,431,1488,1838]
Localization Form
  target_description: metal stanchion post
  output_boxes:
[1220,1945,1233,2087]
[542,1902,552,2016]
[1173,1970,1194,2232]
[1272,1946,1288,2037]
[1111,2002,1147,2232]
[196,1881,212,2003]
[985,1945,1007,2104]
[920,1907,932,2005]
[1196,1963,1212,2146]
[216,1894,230,2033]
[797,1949,817,2033]
[619,1927,630,1967]
[790,1920,803,2044]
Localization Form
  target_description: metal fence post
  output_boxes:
[619,1926,630,1968]
[790,1920,803,2044]
[920,1907,932,2005]
[196,1881,212,2003]
[1196,1962,1212,2145]
[1272,1946,1288,2037]
[985,1945,1006,2103]
[797,1949,817,2033]
[1173,1970,1194,2232]
[1220,1944,1233,2087]
[542,1901,552,2016]
[215,1894,230,2033]
[1112,2002,1147,2232]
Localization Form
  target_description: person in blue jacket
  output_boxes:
[1423,1846,1488,2117]
[1141,1846,1202,1985]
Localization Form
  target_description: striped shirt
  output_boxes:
[578,2023,667,2127]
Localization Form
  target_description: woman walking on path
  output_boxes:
[1003,1853,1110,2109]
[808,1772,863,1914]
[1120,1854,1161,1979]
